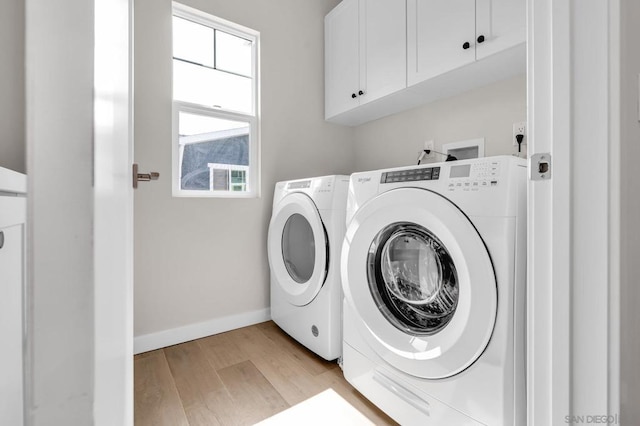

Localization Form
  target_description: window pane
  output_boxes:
[178,112,250,192]
[173,17,214,67]
[230,170,246,191]
[215,30,252,77]
[173,60,252,114]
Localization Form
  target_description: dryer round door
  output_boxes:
[268,193,328,306]
[342,188,497,379]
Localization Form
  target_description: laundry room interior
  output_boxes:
[132,0,526,352]
[2,0,639,425]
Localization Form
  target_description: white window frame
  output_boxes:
[171,2,260,198]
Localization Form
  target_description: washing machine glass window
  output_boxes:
[282,213,316,283]
[367,222,459,336]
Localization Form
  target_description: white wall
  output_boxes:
[133,0,354,342]
[0,0,25,173]
[620,0,640,421]
[352,75,526,172]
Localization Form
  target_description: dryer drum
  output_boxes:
[367,222,459,336]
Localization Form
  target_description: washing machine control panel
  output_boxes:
[448,160,501,191]
[380,167,441,183]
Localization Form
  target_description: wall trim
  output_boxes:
[134,308,271,354]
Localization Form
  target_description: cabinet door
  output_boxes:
[0,199,26,426]
[359,0,406,105]
[475,0,526,60]
[325,0,360,119]
[407,0,476,86]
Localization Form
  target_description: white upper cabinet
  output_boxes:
[325,0,406,120]
[324,0,359,118]
[408,0,525,86]
[407,0,476,85]
[325,0,525,126]
[475,0,526,60]
[361,0,407,104]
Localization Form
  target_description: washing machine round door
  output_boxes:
[342,187,497,379]
[268,193,328,306]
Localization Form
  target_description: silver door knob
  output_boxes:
[133,163,160,189]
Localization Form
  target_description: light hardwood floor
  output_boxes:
[134,321,398,425]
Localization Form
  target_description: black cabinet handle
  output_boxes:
[0,231,4,249]
[462,41,470,50]
[358,90,364,96]
[477,35,485,43]
[351,93,357,99]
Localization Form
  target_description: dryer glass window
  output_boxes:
[367,222,459,335]
[282,214,315,283]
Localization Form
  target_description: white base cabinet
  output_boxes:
[0,168,26,426]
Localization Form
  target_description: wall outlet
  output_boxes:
[423,140,434,158]
[513,122,527,146]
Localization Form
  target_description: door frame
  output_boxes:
[527,0,621,424]
[24,0,624,423]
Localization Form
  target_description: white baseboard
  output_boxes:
[134,308,271,355]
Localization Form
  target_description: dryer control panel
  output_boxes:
[287,180,311,189]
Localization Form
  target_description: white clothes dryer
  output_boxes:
[268,175,350,361]
[341,156,526,425]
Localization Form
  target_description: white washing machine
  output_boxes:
[268,175,350,361]
[341,156,526,425]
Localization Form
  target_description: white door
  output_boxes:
[407,0,476,86]
[26,0,133,424]
[94,0,134,423]
[267,193,328,306]
[342,188,496,379]
[526,0,618,423]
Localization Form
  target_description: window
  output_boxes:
[172,3,259,197]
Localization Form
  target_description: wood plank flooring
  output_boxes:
[134,321,398,425]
